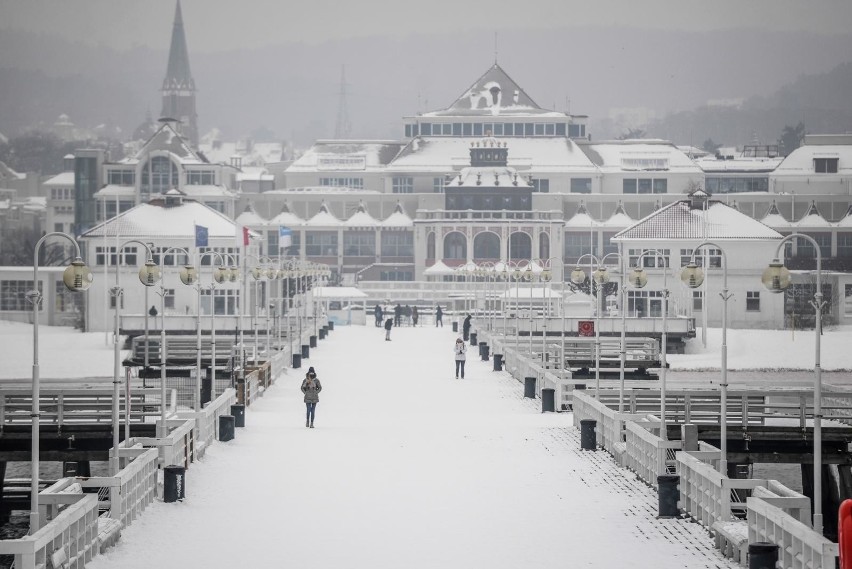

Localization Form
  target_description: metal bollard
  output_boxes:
[230,404,245,428]
[657,474,680,518]
[292,353,301,368]
[580,419,596,450]
[541,388,555,412]
[748,542,779,569]
[452,321,458,332]
[219,415,235,442]
[524,376,536,398]
[164,465,186,502]
[493,354,503,371]
[309,335,317,348]
[469,332,477,347]
[301,344,310,359]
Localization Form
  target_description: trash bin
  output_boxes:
[452,321,458,333]
[524,376,536,398]
[481,344,490,361]
[309,335,317,348]
[469,332,477,347]
[230,404,245,428]
[493,354,503,371]
[327,321,334,331]
[164,465,186,502]
[219,415,235,442]
[657,474,680,518]
[292,353,301,368]
[748,542,779,569]
[301,344,310,359]
[580,419,597,450]
[319,328,326,340]
[542,388,555,412]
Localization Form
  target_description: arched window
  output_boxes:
[473,232,500,260]
[509,231,531,261]
[140,156,179,198]
[443,232,467,260]
[539,232,550,260]
[426,232,436,260]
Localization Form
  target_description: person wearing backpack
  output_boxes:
[384,317,393,341]
[454,337,467,379]
[301,367,322,428]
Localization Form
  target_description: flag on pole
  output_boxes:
[279,226,292,249]
[194,224,209,247]
[235,225,250,247]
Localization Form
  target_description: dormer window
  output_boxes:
[814,157,838,173]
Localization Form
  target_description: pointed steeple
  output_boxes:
[160,0,198,147]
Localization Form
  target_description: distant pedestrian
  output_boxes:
[454,337,467,379]
[301,367,322,428]
[404,304,412,326]
[412,306,419,326]
[384,317,393,341]
[375,304,383,327]
[394,303,402,327]
[462,314,472,341]
[435,305,443,327]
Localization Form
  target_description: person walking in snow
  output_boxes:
[394,303,402,327]
[412,306,419,326]
[435,305,443,327]
[384,317,393,341]
[454,337,467,379]
[301,367,322,428]
[462,314,472,341]
[375,304,383,327]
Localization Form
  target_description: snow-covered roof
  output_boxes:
[127,122,204,165]
[613,198,782,241]
[600,202,634,228]
[235,205,266,227]
[423,260,454,276]
[564,203,599,229]
[286,140,404,173]
[794,201,831,228]
[381,203,413,228]
[199,142,285,167]
[95,185,136,198]
[344,203,380,228]
[43,171,75,187]
[269,203,304,227]
[80,198,239,240]
[836,204,852,228]
[388,137,596,173]
[305,203,342,227]
[236,167,274,182]
[696,156,782,173]
[180,184,234,198]
[759,201,792,229]
[580,140,702,174]
[775,143,852,174]
[312,286,368,300]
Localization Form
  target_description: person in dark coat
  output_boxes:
[375,304,383,327]
[300,367,322,428]
[394,303,402,327]
[412,306,419,326]
[403,304,412,326]
[462,314,472,341]
[435,305,443,327]
[384,317,393,341]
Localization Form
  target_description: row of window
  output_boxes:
[404,122,586,138]
[109,167,218,187]
[320,177,364,189]
[623,178,667,194]
[302,233,414,257]
[705,176,769,194]
[50,188,74,200]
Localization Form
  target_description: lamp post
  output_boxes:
[248,255,274,364]
[681,242,731,475]
[628,249,669,440]
[27,233,92,532]
[511,262,525,354]
[109,240,159,475]
[541,257,566,383]
[209,256,238,401]
[762,233,825,534]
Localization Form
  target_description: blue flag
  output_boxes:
[195,224,209,247]
[278,226,292,248]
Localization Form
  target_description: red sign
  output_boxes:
[578,321,595,337]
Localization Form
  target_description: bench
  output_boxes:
[711,520,749,566]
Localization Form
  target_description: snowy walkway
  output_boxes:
[89,324,736,569]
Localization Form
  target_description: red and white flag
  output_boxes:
[235,225,251,247]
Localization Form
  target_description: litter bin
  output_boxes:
[219,415,235,442]
[230,404,245,428]
[542,388,555,412]
[657,474,680,518]
[524,376,536,398]
[310,335,317,348]
[580,419,596,450]
[327,321,334,331]
[452,322,458,333]
[469,332,477,347]
[481,344,490,361]
[748,542,779,569]
[319,328,326,340]
[164,465,186,503]
[301,344,310,359]
[292,353,301,368]
[493,354,503,371]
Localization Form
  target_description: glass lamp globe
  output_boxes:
[138,260,161,287]
[540,269,552,282]
[251,266,263,280]
[228,266,240,282]
[179,265,197,286]
[266,267,277,280]
[511,269,522,281]
[570,266,586,285]
[680,263,704,289]
[213,266,228,284]
[629,267,648,288]
[761,259,791,293]
[63,257,94,292]
[593,267,610,285]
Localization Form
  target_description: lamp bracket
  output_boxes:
[109,286,123,298]
[25,290,42,305]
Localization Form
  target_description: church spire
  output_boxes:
[160,0,198,146]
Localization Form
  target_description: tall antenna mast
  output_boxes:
[334,65,352,139]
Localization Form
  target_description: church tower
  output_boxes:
[160,0,198,147]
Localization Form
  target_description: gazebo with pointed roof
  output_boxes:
[269,202,304,228]
[760,201,792,230]
[795,201,831,228]
[305,202,342,227]
[344,202,380,228]
[565,201,599,228]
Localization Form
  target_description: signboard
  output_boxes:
[578,320,595,337]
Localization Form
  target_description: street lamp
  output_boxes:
[541,257,567,383]
[681,241,731,476]
[762,233,826,534]
[629,250,669,440]
[28,232,92,532]
[248,255,274,363]
[109,240,159,476]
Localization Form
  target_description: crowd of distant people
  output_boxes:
[374,303,445,340]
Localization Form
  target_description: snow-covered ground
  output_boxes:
[87,324,737,569]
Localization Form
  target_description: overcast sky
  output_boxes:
[2,0,851,52]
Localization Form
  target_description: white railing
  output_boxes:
[133,417,196,468]
[624,420,681,489]
[748,497,838,569]
[177,388,237,458]
[0,493,99,569]
[77,447,159,529]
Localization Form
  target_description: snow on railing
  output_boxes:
[624,420,681,489]
[133,417,196,469]
[178,388,237,458]
[748,497,838,569]
[0,493,99,569]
